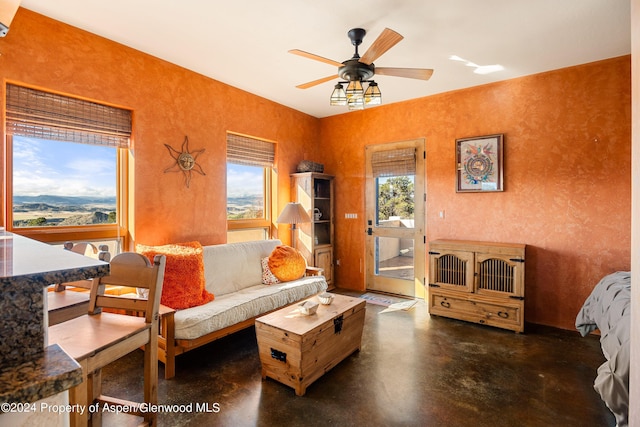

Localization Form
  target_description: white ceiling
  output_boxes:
[20,0,631,118]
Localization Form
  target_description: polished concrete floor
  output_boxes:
[102,291,615,427]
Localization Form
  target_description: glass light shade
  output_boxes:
[348,96,364,110]
[329,84,347,106]
[345,80,364,98]
[364,82,381,105]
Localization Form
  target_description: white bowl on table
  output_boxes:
[318,293,334,305]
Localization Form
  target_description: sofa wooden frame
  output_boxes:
[157,266,324,379]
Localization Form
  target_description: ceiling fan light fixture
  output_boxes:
[364,81,381,105]
[345,80,364,99]
[330,83,347,106]
[292,27,432,113]
[347,95,364,111]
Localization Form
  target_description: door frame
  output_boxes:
[364,138,426,298]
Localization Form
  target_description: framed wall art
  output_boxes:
[456,134,504,192]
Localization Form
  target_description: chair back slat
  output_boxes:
[100,264,157,288]
[89,253,166,324]
[94,295,150,313]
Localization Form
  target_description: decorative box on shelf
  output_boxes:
[296,160,324,173]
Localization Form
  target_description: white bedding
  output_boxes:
[575,271,630,427]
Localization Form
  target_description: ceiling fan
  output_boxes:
[289,28,433,109]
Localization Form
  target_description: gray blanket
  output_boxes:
[575,271,630,427]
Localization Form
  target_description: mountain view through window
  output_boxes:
[226,163,265,220]
[12,136,117,228]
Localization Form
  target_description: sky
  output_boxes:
[226,163,263,198]
[13,136,263,200]
[13,136,116,198]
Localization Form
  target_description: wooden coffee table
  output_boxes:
[255,293,366,396]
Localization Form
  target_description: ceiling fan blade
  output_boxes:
[375,67,434,81]
[296,75,338,89]
[359,28,404,65]
[289,49,344,68]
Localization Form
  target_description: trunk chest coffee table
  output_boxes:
[255,293,366,396]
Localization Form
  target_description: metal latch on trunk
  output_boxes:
[334,315,344,334]
[270,348,286,363]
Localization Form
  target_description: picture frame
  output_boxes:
[456,134,504,192]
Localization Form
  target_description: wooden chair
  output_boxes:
[48,242,112,326]
[55,242,112,291]
[48,252,166,427]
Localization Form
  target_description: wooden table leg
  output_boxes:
[161,308,176,380]
[68,359,88,427]
[89,369,102,426]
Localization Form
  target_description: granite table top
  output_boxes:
[0,230,109,404]
[0,230,109,284]
[0,344,82,404]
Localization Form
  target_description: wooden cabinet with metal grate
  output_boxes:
[428,239,525,333]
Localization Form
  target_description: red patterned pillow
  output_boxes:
[136,241,214,309]
[261,257,280,285]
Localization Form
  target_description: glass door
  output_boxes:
[365,139,425,298]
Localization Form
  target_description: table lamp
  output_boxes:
[276,202,311,249]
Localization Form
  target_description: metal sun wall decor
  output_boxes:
[456,134,504,192]
[164,136,206,188]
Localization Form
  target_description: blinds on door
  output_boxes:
[371,147,416,177]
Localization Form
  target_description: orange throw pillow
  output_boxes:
[136,241,214,309]
[268,245,306,282]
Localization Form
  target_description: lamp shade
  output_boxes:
[345,80,364,98]
[276,202,311,224]
[330,83,347,106]
[364,81,381,105]
[348,95,364,110]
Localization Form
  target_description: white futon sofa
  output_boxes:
[158,239,327,378]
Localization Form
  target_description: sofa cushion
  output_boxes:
[268,245,306,282]
[137,241,215,309]
[202,240,281,296]
[173,275,327,340]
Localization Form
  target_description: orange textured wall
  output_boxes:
[0,9,319,247]
[319,56,631,330]
[0,10,630,331]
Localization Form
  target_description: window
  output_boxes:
[4,83,131,249]
[226,133,275,243]
[371,147,416,226]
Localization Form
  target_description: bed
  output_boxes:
[575,271,630,427]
